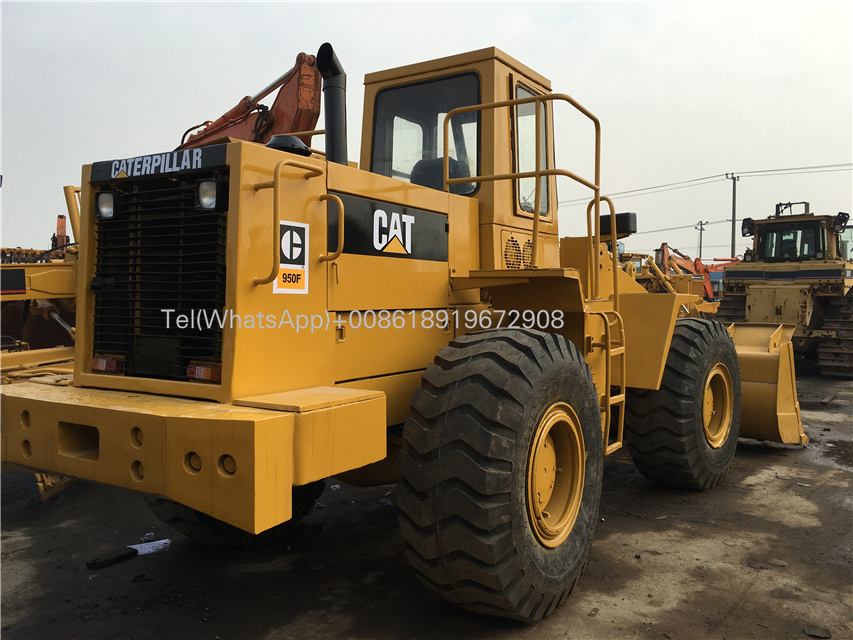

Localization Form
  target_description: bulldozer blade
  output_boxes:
[728,323,807,445]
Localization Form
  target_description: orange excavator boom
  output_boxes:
[177,52,322,150]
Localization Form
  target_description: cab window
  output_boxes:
[515,84,549,215]
[759,224,824,261]
[371,73,479,195]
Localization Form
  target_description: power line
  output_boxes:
[557,163,852,207]
[633,219,728,235]
[737,167,852,178]
[735,163,852,176]
[558,175,725,206]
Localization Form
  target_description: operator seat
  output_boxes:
[410,157,473,195]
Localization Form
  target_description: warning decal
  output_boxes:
[275,221,309,294]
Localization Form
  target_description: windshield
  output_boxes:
[757,223,824,262]
[371,73,479,195]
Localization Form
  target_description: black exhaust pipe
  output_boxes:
[316,43,348,166]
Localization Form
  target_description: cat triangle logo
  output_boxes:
[383,236,408,254]
[373,209,415,255]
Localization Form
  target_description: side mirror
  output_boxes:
[741,218,755,237]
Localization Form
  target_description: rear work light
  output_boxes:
[187,363,222,383]
[91,356,124,374]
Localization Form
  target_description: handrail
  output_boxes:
[62,186,81,243]
[319,193,344,262]
[442,93,601,289]
[252,159,324,286]
[584,196,620,312]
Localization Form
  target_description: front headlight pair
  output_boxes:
[95,180,226,219]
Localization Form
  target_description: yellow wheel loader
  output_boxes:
[0,43,805,621]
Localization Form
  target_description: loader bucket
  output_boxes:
[727,323,806,445]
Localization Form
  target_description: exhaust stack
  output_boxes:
[316,43,348,165]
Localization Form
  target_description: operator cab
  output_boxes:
[742,202,850,263]
[360,47,561,270]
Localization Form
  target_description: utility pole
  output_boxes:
[695,220,709,259]
[726,173,739,257]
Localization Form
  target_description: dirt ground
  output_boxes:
[2,370,851,640]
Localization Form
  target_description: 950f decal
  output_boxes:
[275,221,309,294]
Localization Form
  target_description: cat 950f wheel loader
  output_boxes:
[0,43,805,621]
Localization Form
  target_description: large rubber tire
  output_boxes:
[398,329,602,622]
[143,480,324,546]
[625,318,741,490]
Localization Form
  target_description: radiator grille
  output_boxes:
[91,172,227,381]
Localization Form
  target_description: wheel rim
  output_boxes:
[703,363,734,448]
[527,402,585,548]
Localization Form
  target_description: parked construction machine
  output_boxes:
[656,243,739,302]
[1,212,78,355]
[717,202,852,377]
[0,44,806,621]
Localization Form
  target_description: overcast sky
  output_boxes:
[2,2,851,259]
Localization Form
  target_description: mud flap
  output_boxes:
[728,323,807,445]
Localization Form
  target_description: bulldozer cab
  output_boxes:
[742,201,851,263]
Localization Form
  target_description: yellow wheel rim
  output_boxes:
[703,363,734,448]
[527,402,585,548]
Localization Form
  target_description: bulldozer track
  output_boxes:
[817,294,853,378]
[713,295,747,324]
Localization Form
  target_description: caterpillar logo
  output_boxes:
[111,149,203,179]
[89,144,227,183]
[325,192,448,262]
[373,210,415,254]
[274,221,309,294]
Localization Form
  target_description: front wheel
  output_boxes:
[398,329,602,622]
[625,318,741,490]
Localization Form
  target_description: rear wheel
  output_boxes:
[398,329,602,621]
[625,318,741,490]
[144,481,324,546]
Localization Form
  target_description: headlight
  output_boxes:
[197,181,218,209]
[96,192,115,219]
[196,180,227,212]
[744,249,754,262]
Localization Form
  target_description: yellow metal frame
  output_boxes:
[1,381,385,533]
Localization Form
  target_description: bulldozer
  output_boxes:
[0,43,806,622]
[716,201,852,377]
